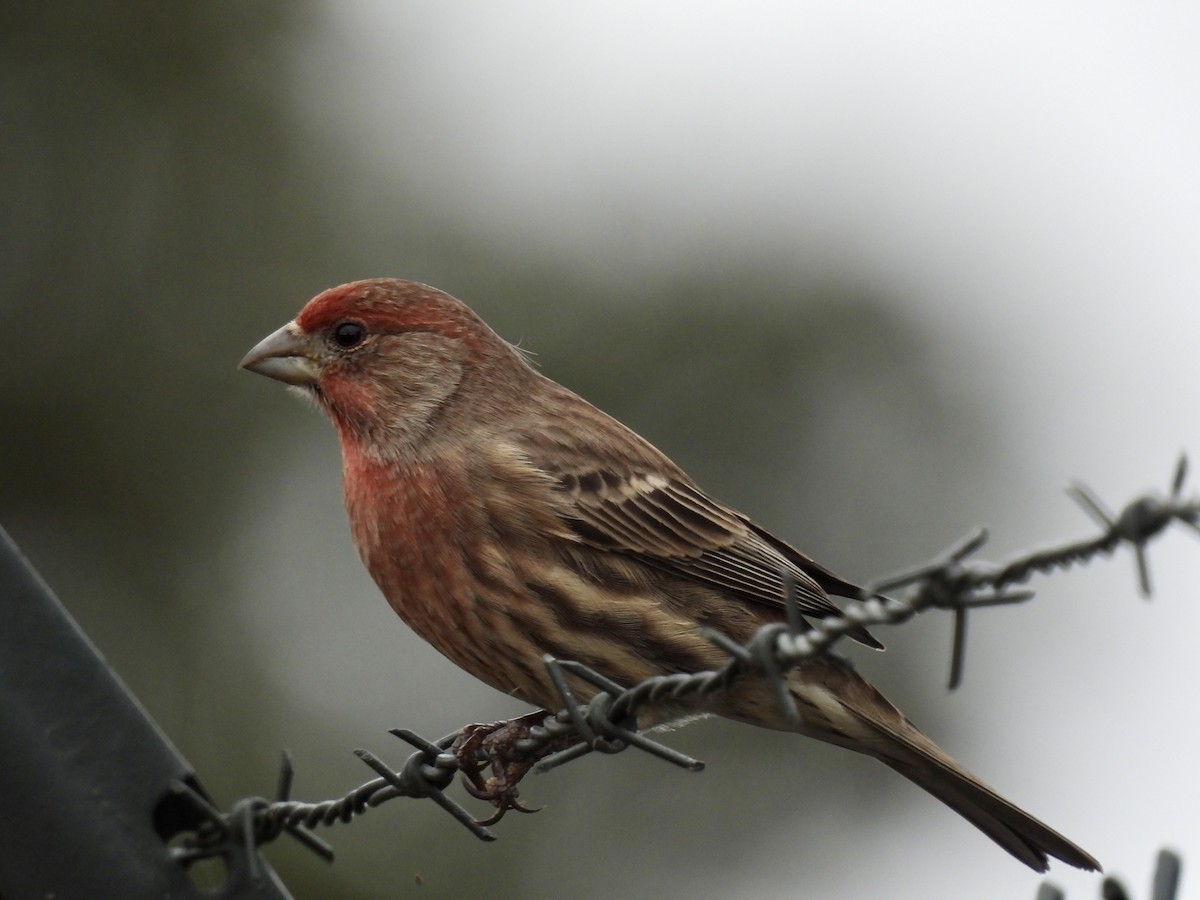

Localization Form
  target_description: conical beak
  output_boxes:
[239,323,319,386]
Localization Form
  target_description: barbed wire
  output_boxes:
[1038,848,1182,900]
[171,456,1199,877]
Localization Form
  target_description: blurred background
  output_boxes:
[2,2,1198,897]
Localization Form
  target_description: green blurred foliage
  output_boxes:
[0,4,998,898]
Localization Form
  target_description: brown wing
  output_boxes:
[550,465,883,649]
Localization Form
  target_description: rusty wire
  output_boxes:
[173,455,1199,867]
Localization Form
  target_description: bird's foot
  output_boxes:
[450,709,560,826]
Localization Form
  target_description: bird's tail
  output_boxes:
[855,706,1100,873]
[775,656,1100,873]
[880,743,1099,872]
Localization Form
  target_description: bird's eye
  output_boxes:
[332,321,366,349]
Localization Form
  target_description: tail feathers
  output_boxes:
[882,755,1099,873]
[867,716,1100,873]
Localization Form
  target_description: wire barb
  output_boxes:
[186,457,1197,862]
[1039,846,1182,900]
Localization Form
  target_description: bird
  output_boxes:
[240,278,1099,873]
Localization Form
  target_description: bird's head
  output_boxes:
[241,279,530,459]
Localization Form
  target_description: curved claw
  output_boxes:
[459,772,493,801]
[472,795,544,827]
[464,777,544,826]
[460,770,543,807]
[473,807,508,827]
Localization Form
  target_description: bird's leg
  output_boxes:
[449,709,575,825]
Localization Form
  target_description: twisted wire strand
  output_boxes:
[180,456,1198,866]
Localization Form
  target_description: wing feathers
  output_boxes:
[550,461,881,648]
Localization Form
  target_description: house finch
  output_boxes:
[241,278,1098,873]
